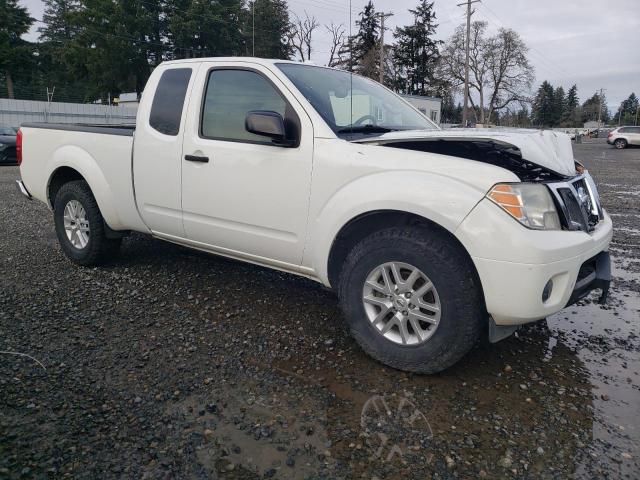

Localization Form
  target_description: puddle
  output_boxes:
[547,286,640,477]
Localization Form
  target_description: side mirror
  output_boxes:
[245,110,295,147]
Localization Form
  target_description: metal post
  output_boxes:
[458,0,481,127]
[597,88,604,127]
[377,13,393,85]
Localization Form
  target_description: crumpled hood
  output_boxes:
[355,128,576,176]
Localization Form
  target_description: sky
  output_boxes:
[19,0,640,110]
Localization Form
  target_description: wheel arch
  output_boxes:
[45,145,123,229]
[48,166,85,207]
[326,210,485,306]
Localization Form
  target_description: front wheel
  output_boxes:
[614,138,627,149]
[53,180,121,266]
[338,226,485,374]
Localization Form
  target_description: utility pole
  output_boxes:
[252,1,255,56]
[376,12,393,85]
[635,105,639,126]
[597,88,605,127]
[457,0,481,127]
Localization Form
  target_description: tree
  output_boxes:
[169,0,244,59]
[37,0,92,101]
[325,22,345,67]
[291,12,319,62]
[531,80,554,127]
[552,86,565,127]
[393,0,442,96]
[440,21,533,124]
[243,0,294,59]
[337,1,379,78]
[615,92,638,125]
[563,84,579,126]
[581,91,609,125]
[0,0,34,98]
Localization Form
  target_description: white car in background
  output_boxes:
[607,126,640,149]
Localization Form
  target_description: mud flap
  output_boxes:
[488,317,520,343]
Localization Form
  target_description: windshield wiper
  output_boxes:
[336,125,396,134]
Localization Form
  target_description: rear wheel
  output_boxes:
[53,180,121,266]
[338,226,484,374]
[614,138,627,149]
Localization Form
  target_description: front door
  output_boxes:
[180,62,314,267]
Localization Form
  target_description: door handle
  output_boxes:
[184,154,209,163]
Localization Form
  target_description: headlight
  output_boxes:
[487,183,561,230]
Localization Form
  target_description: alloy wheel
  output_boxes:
[63,200,90,249]
[362,262,441,346]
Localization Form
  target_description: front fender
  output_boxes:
[46,145,123,230]
[308,170,489,285]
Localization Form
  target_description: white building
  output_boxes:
[401,94,442,124]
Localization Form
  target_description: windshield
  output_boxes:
[277,63,438,137]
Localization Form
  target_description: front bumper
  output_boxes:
[455,199,613,326]
[565,250,610,306]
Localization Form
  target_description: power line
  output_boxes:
[477,2,575,85]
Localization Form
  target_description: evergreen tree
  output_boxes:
[339,1,379,78]
[393,0,442,95]
[169,0,244,59]
[0,0,34,98]
[615,92,638,125]
[552,86,565,127]
[38,0,104,101]
[243,0,294,59]
[532,80,554,127]
[563,84,579,126]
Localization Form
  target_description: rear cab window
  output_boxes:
[149,68,192,135]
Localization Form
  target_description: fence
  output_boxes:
[0,99,137,128]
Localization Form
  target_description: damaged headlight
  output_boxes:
[487,183,561,230]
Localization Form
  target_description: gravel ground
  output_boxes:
[1,140,638,479]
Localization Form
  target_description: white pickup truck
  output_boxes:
[17,58,612,373]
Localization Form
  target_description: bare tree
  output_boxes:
[325,22,346,67]
[292,12,319,62]
[439,21,533,124]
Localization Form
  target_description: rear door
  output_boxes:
[628,127,640,145]
[133,64,199,237]
[180,62,314,267]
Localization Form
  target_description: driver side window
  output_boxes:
[200,69,287,143]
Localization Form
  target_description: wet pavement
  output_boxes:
[0,139,638,479]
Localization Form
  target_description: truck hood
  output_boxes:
[354,128,577,178]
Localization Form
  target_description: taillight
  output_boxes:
[16,129,23,166]
[607,132,613,139]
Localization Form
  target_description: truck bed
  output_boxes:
[19,123,147,233]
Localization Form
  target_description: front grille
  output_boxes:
[557,187,588,230]
[548,173,603,233]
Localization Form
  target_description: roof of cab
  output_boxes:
[161,57,304,66]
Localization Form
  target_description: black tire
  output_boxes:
[614,138,627,149]
[53,180,121,266]
[338,226,484,374]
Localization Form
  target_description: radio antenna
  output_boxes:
[349,0,353,135]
